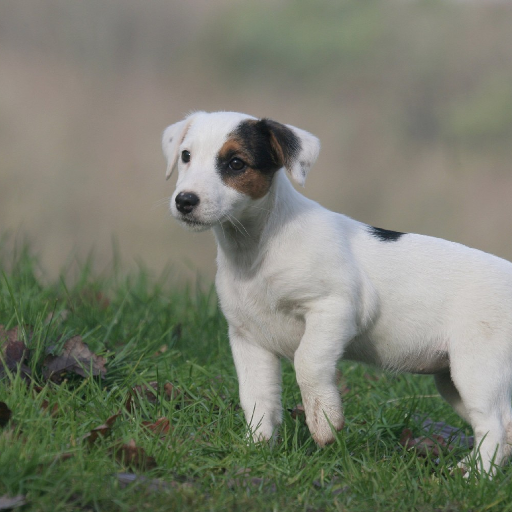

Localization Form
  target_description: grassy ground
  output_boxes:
[1,247,512,512]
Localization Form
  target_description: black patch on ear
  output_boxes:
[261,119,302,169]
[228,119,302,173]
[368,226,405,242]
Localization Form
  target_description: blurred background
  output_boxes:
[1,0,512,283]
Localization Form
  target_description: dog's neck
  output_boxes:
[213,171,310,270]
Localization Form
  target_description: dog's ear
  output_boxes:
[264,119,320,186]
[162,113,200,180]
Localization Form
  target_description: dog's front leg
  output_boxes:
[230,329,282,443]
[294,301,356,447]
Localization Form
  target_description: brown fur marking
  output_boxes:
[217,137,273,200]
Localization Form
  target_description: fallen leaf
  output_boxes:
[43,336,106,382]
[44,309,69,325]
[71,290,110,310]
[0,402,12,428]
[0,327,32,381]
[41,400,59,417]
[128,381,181,410]
[116,472,194,492]
[399,427,452,458]
[0,326,27,346]
[52,452,74,463]
[142,417,171,436]
[312,477,350,496]
[83,413,120,445]
[113,439,157,471]
[419,417,474,449]
[289,404,305,420]
[226,468,276,493]
[0,495,26,510]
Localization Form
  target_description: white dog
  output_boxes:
[162,111,512,474]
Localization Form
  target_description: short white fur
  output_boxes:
[162,111,512,475]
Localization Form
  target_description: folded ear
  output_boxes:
[162,113,201,180]
[264,119,321,186]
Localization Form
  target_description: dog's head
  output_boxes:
[162,111,320,231]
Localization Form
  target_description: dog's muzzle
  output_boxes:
[175,192,200,214]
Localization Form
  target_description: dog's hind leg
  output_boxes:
[434,372,471,424]
[448,342,512,475]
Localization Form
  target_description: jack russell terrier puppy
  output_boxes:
[162,111,512,474]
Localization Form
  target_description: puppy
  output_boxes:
[162,111,512,474]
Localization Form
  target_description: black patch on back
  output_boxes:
[368,226,405,242]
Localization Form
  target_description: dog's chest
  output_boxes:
[216,270,306,359]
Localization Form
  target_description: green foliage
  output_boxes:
[1,247,511,511]
[444,75,512,145]
[208,0,385,82]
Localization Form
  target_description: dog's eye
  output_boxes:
[181,150,191,163]
[228,158,246,172]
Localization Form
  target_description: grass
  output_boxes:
[1,247,512,511]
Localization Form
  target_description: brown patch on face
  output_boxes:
[216,136,274,200]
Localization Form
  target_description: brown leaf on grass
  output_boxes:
[113,439,157,471]
[126,381,182,412]
[70,290,110,311]
[116,472,194,492]
[52,452,75,463]
[0,494,26,510]
[0,326,32,381]
[142,417,171,436]
[312,477,350,496]
[44,309,69,326]
[0,326,24,345]
[43,336,106,382]
[82,413,120,445]
[41,400,59,417]
[0,402,12,428]
[399,427,452,458]
[289,403,305,420]
[400,417,475,461]
[227,467,276,493]
[419,417,474,449]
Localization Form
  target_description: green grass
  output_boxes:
[1,247,512,512]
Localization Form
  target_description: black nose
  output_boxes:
[175,192,200,214]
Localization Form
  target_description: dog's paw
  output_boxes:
[305,398,344,447]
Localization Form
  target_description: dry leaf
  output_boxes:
[0,326,27,345]
[142,417,171,436]
[227,468,276,493]
[128,381,181,410]
[41,400,59,417]
[83,413,120,445]
[399,427,452,458]
[289,404,305,420]
[44,336,106,382]
[0,495,26,510]
[116,472,193,492]
[0,326,32,381]
[44,309,69,325]
[0,402,12,428]
[419,417,474,449]
[114,439,157,471]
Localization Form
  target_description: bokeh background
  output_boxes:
[1,0,512,283]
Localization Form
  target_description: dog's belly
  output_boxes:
[344,331,450,374]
